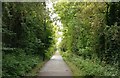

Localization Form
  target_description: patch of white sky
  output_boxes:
[45,0,63,44]
[45,0,63,30]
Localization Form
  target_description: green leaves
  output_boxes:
[64,54,118,76]
[2,2,55,77]
[2,51,40,76]
[55,2,120,76]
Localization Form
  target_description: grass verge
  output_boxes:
[62,52,119,77]
[26,59,48,76]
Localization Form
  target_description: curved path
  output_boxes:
[38,51,72,76]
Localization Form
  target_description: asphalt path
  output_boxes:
[38,51,72,77]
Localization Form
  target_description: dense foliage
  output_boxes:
[2,1,120,77]
[55,2,120,76]
[2,2,55,77]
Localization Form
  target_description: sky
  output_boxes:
[45,0,63,46]
[45,0,63,30]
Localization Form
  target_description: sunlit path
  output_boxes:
[38,51,72,76]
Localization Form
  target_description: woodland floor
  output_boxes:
[38,51,72,76]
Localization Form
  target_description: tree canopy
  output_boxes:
[2,2,55,77]
[55,1,120,76]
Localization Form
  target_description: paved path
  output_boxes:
[38,51,72,76]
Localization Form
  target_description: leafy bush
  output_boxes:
[2,49,40,77]
[63,54,119,76]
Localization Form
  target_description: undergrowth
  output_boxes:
[2,52,42,77]
[62,52,119,77]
